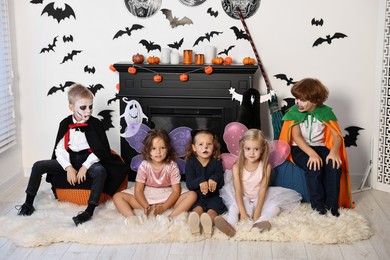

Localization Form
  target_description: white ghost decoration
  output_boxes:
[120,98,148,138]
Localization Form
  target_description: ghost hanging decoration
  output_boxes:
[120,98,148,138]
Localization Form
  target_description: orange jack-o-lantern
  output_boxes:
[180,74,189,82]
[204,66,213,75]
[153,74,163,83]
[224,56,233,65]
[128,66,137,74]
[242,57,256,65]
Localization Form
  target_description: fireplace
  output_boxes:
[113,63,258,180]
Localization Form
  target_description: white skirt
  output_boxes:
[123,184,189,205]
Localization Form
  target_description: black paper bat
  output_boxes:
[139,39,161,52]
[63,35,73,43]
[97,109,114,131]
[41,2,76,23]
[84,65,95,74]
[311,18,324,26]
[30,0,43,4]
[60,50,82,64]
[230,26,249,40]
[88,84,104,96]
[344,126,364,147]
[47,81,75,96]
[39,36,58,53]
[113,24,144,40]
[281,98,295,115]
[193,31,223,47]
[161,9,193,28]
[167,38,184,50]
[218,45,235,56]
[312,32,347,47]
[274,74,297,86]
[107,93,121,105]
[207,7,218,17]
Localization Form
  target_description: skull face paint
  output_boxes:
[71,98,93,122]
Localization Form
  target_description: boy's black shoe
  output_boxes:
[16,203,35,216]
[314,208,326,215]
[331,208,340,217]
[72,211,91,226]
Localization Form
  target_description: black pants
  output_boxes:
[25,152,107,205]
[291,145,341,210]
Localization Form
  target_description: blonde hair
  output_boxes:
[184,129,221,160]
[236,129,269,182]
[67,83,94,104]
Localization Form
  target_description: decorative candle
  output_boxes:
[170,52,180,64]
[205,46,215,64]
[195,54,205,65]
[183,50,193,64]
[161,48,171,64]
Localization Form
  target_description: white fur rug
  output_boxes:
[0,190,373,247]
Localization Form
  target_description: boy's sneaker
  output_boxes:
[214,216,236,237]
[16,203,35,216]
[188,212,200,236]
[252,221,271,232]
[331,208,340,217]
[200,213,213,239]
[72,211,91,226]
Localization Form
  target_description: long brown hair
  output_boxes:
[184,129,221,160]
[141,128,177,163]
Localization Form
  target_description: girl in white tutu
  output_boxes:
[217,129,302,237]
[113,129,197,225]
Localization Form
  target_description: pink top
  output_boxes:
[242,161,263,201]
[136,160,181,188]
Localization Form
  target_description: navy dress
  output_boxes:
[185,156,227,214]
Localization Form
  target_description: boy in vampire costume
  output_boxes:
[17,84,130,226]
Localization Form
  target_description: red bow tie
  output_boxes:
[64,123,88,150]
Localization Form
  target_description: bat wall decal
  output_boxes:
[311,18,324,26]
[167,38,184,50]
[97,109,114,131]
[60,50,82,64]
[84,65,96,74]
[39,36,58,53]
[30,0,43,4]
[274,74,297,86]
[107,93,121,105]
[312,32,347,47]
[281,97,296,115]
[113,24,144,40]
[63,35,73,43]
[88,84,104,96]
[218,45,235,56]
[139,39,161,52]
[193,31,223,47]
[344,126,364,147]
[207,7,218,17]
[230,26,249,40]
[41,2,76,23]
[161,9,193,28]
[47,81,75,96]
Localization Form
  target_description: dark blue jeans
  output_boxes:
[26,153,107,205]
[291,146,341,210]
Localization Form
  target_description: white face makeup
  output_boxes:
[72,98,93,122]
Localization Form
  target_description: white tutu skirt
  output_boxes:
[123,185,189,205]
[220,170,302,212]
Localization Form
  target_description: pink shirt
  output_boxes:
[136,160,181,188]
[242,162,263,201]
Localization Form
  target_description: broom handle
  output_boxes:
[236,7,272,92]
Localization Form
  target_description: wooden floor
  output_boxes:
[0,178,389,260]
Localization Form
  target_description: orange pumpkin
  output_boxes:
[224,56,233,65]
[180,74,189,82]
[147,56,160,64]
[132,53,144,64]
[153,74,163,83]
[212,57,224,65]
[109,64,116,72]
[204,66,213,75]
[242,57,256,65]
[127,66,137,74]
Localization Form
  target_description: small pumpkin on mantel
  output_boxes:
[212,57,224,65]
[128,66,137,74]
[132,53,144,64]
[147,56,160,64]
[179,74,189,82]
[204,66,213,75]
[242,57,256,65]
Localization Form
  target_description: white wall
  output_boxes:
[2,0,383,186]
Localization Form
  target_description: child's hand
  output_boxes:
[66,166,77,186]
[77,166,87,184]
[153,204,166,215]
[239,212,249,221]
[307,153,323,171]
[326,152,342,169]
[208,179,217,192]
[199,181,208,195]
